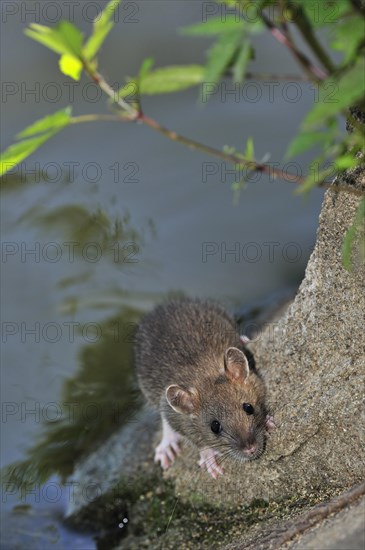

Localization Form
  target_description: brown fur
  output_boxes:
[134,298,269,460]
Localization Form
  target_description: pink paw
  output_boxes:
[154,433,182,470]
[265,415,277,433]
[198,448,224,479]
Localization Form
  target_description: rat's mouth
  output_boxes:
[238,437,266,461]
[242,442,259,458]
[232,448,263,464]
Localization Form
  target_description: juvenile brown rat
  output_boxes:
[134,298,275,478]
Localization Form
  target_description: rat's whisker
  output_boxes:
[222,428,237,442]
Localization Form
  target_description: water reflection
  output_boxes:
[3,308,143,491]
[2,486,95,549]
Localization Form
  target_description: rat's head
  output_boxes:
[165,347,270,462]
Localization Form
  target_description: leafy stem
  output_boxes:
[71,114,126,124]
[288,4,337,74]
[260,11,328,81]
[2,0,364,200]
[82,59,139,119]
[78,64,363,196]
[81,63,306,185]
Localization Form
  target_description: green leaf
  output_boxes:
[245,137,255,161]
[17,107,72,138]
[83,0,121,60]
[296,0,351,28]
[232,40,251,83]
[181,16,245,36]
[139,57,154,80]
[330,16,365,64]
[117,81,138,100]
[25,21,83,57]
[0,132,57,177]
[59,54,83,80]
[181,15,262,36]
[1,107,72,177]
[141,65,204,94]
[297,165,334,194]
[335,153,357,170]
[204,29,243,83]
[83,22,113,60]
[119,65,205,97]
[25,23,70,55]
[342,196,365,271]
[285,131,328,158]
[57,21,84,56]
[304,59,365,127]
[95,0,121,30]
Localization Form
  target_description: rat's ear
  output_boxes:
[166,385,198,414]
[224,347,250,383]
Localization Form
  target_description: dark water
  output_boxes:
[1,1,324,547]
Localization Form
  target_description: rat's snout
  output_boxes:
[237,429,262,459]
[242,442,258,457]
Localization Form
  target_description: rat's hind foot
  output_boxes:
[154,416,183,470]
[198,448,223,479]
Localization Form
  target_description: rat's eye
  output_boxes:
[211,420,222,434]
[243,403,254,415]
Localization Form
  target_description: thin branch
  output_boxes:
[140,115,364,196]
[71,114,126,124]
[82,60,138,119]
[139,113,303,184]
[288,3,337,74]
[278,0,289,31]
[261,11,328,81]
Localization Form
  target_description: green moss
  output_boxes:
[88,477,345,549]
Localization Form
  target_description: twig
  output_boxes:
[260,12,328,81]
[287,3,336,74]
[82,60,138,119]
[278,0,289,31]
[71,114,127,124]
[81,62,305,185]
[139,114,304,184]
[79,62,364,196]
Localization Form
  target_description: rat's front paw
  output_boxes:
[265,415,277,433]
[198,448,223,479]
[154,431,182,470]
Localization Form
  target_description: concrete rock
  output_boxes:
[168,173,365,507]
[292,496,365,550]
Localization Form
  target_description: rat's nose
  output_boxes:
[242,443,258,457]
